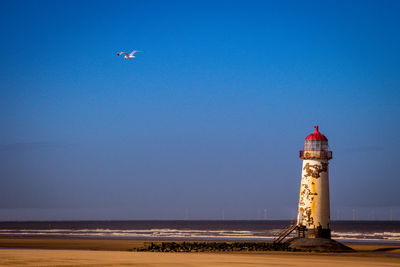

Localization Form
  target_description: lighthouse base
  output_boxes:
[296,226,331,239]
[305,228,331,239]
[287,237,354,252]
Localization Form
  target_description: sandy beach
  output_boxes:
[1,237,400,266]
[1,249,400,266]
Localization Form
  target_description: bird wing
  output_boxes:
[129,50,143,56]
[117,52,129,57]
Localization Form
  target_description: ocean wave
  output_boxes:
[331,231,400,241]
[0,228,398,241]
[0,228,278,239]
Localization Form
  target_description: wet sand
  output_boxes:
[0,236,399,266]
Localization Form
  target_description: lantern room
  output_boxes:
[299,126,332,160]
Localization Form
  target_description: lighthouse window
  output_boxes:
[304,141,310,150]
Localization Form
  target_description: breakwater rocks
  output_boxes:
[133,242,301,252]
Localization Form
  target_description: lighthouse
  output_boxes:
[274,126,352,251]
[297,126,332,239]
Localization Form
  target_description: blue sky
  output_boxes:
[0,0,399,220]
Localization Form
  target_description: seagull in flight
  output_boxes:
[117,50,143,59]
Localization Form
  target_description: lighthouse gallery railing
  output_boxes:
[299,150,332,159]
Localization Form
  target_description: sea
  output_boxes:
[0,220,399,243]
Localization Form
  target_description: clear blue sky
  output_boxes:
[0,0,399,220]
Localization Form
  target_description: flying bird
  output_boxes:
[117,50,143,59]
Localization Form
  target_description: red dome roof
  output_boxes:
[305,126,328,141]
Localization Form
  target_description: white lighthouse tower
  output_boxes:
[297,125,332,239]
[275,126,352,250]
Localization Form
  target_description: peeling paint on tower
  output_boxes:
[297,126,332,239]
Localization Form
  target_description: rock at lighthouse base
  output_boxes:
[287,237,354,252]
